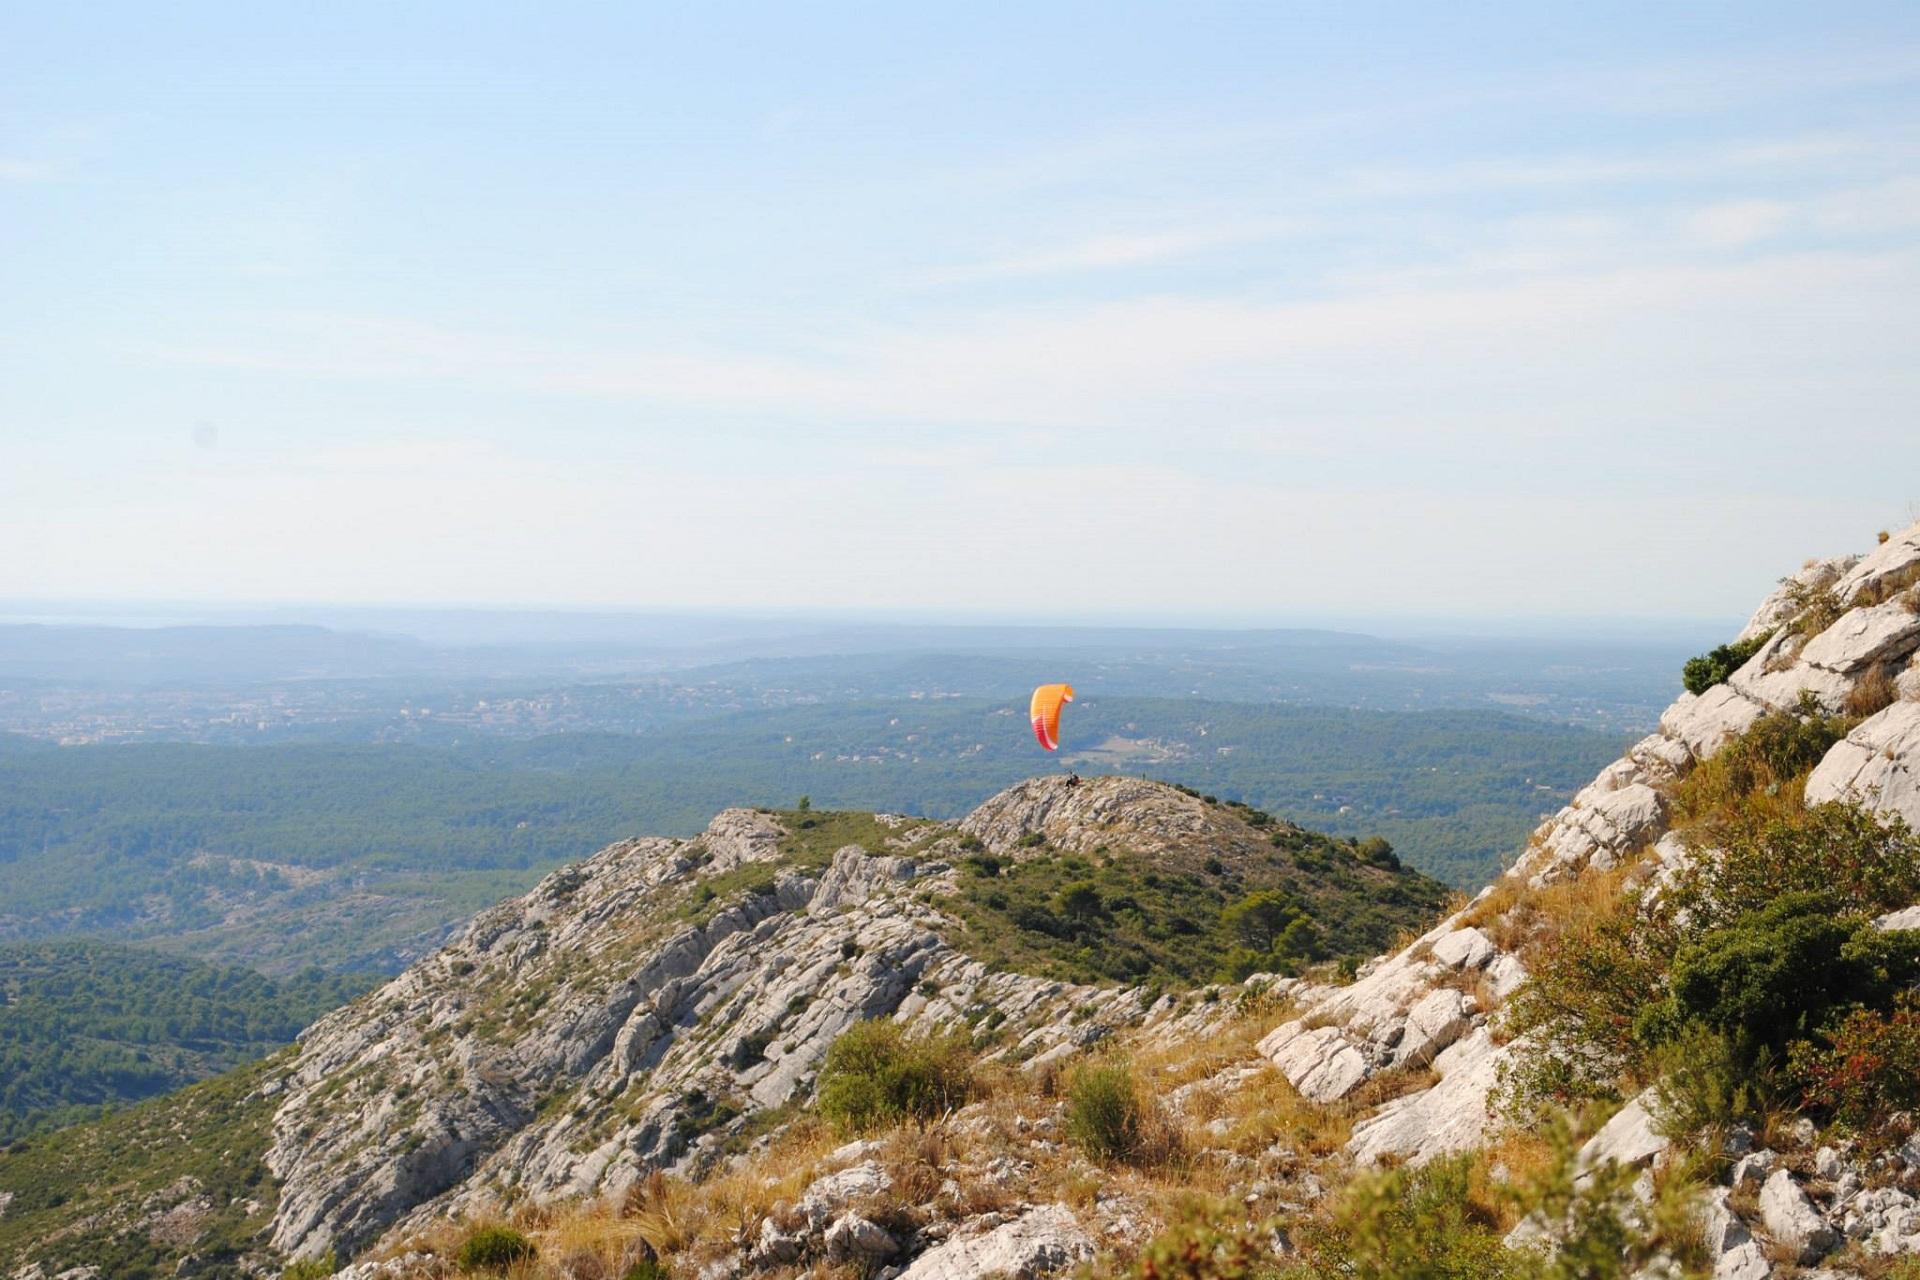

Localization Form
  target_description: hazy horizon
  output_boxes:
[0,595,1739,644]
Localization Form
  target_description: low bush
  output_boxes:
[1292,1153,1517,1279]
[1648,1023,1776,1137]
[1680,632,1771,696]
[1784,581,1846,636]
[1122,1199,1276,1278]
[456,1223,537,1273]
[1064,1058,1172,1165]
[1640,892,1920,1059]
[1789,992,1920,1136]
[1499,893,1664,1115]
[1669,704,1852,825]
[1668,802,1920,931]
[281,1255,337,1280]
[1065,1059,1140,1161]
[815,1020,972,1134]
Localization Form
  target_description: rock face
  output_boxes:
[266,808,1156,1260]
[1256,520,1920,1168]
[1806,700,1920,828]
[959,775,1222,857]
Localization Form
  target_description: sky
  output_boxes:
[3,2,1919,626]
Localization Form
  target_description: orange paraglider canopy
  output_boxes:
[1029,683,1074,751]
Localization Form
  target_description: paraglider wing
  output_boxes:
[1029,683,1075,751]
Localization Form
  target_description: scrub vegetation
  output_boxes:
[948,798,1449,987]
[0,1057,283,1278]
[1496,705,1920,1151]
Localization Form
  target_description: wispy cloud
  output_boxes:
[924,220,1297,284]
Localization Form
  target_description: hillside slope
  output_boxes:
[0,781,1443,1277]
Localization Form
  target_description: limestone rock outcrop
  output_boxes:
[1257,520,1920,1170]
[266,806,1154,1261]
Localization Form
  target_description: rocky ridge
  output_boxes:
[260,778,1416,1266]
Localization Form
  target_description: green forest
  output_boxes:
[0,941,373,1140]
[0,699,1618,972]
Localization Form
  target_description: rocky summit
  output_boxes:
[6,521,1920,1280]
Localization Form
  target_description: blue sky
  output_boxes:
[4,3,1919,624]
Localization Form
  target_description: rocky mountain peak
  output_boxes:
[958,774,1227,858]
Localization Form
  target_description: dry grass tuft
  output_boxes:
[1852,560,1920,611]
[1479,860,1638,961]
[1848,664,1899,720]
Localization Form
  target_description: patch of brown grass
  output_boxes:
[1848,663,1899,719]
[1669,750,1810,829]
[1852,560,1920,611]
[1483,861,1639,963]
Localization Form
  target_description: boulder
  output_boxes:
[1876,904,1920,932]
[1805,702,1920,828]
[824,1212,899,1262]
[1392,988,1472,1069]
[1430,927,1495,970]
[1697,1188,1752,1256]
[1262,1024,1370,1103]
[1759,1169,1836,1263]
[796,1161,890,1227]
[896,1204,1094,1280]
[1799,601,1920,674]
[1577,1091,1668,1178]
[1713,1241,1773,1280]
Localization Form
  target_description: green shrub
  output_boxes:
[1784,581,1846,636]
[962,852,1002,877]
[1294,1153,1518,1279]
[1357,836,1399,869]
[1681,632,1771,695]
[1648,1024,1777,1136]
[281,1255,337,1280]
[1499,897,1666,1117]
[1640,892,1920,1058]
[1789,992,1920,1135]
[815,1020,972,1134]
[1064,1059,1145,1162]
[1053,881,1105,931]
[1670,802,1920,931]
[624,1259,670,1280]
[456,1223,537,1273]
